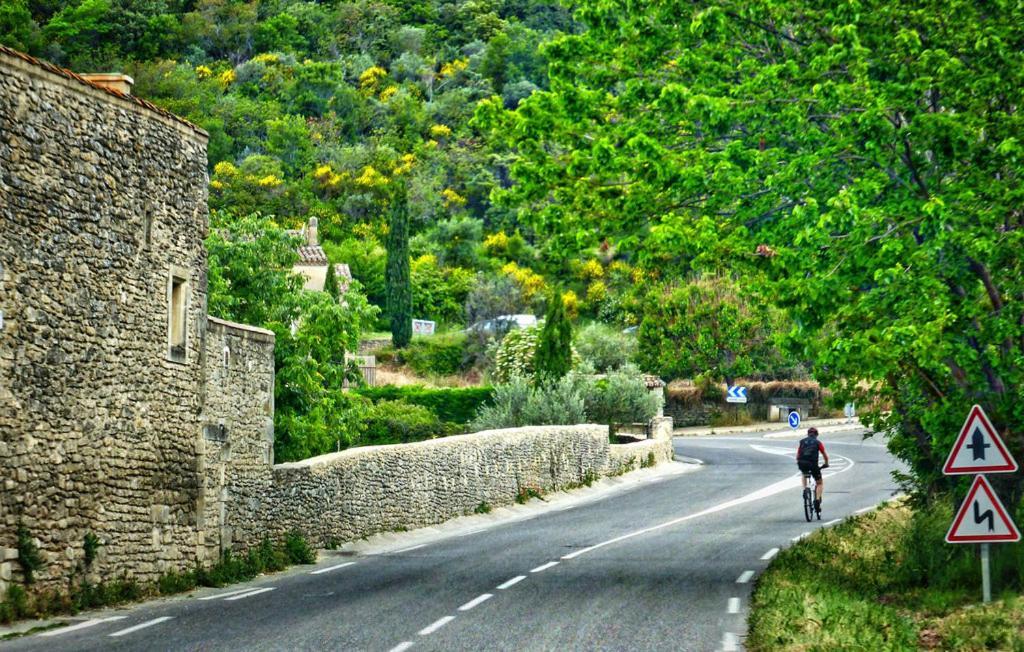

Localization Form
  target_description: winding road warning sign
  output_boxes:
[946,475,1021,543]
[942,405,1018,475]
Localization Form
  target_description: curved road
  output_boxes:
[2,428,899,651]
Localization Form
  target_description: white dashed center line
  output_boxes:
[530,561,559,573]
[497,575,526,589]
[224,587,275,601]
[760,547,779,560]
[418,616,455,636]
[40,617,127,637]
[310,561,356,575]
[736,570,755,584]
[458,594,493,611]
[389,641,415,652]
[727,597,740,614]
[108,617,174,638]
[722,631,740,651]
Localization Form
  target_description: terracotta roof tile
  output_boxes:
[296,245,328,265]
[0,45,206,137]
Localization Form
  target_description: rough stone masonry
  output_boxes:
[0,46,674,601]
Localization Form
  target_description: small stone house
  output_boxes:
[289,217,351,293]
[0,46,275,597]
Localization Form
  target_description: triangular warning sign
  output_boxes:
[943,405,1018,475]
[946,475,1021,543]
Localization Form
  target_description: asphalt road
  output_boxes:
[2,428,900,652]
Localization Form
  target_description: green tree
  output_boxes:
[323,261,340,301]
[386,186,412,348]
[534,289,572,383]
[479,0,1024,498]
[637,277,779,385]
[0,0,42,53]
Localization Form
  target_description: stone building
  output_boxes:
[289,216,351,293]
[0,46,274,596]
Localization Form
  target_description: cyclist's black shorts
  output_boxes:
[798,461,822,482]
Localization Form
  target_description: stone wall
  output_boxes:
[230,425,609,547]
[0,47,215,595]
[197,317,275,559]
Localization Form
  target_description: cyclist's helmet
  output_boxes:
[808,427,819,437]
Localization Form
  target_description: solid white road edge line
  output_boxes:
[418,616,455,636]
[198,587,266,601]
[40,616,127,637]
[855,506,874,514]
[310,561,356,575]
[497,575,526,589]
[458,594,493,611]
[736,570,755,584]
[388,641,415,652]
[530,561,559,573]
[727,597,740,614]
[761,547,779,560]
[825,518,842,526]
[394,543,427,554]
[792,532,810,542]
[108,617,174,638]
[560,455,856,562]
[224,587,275,601]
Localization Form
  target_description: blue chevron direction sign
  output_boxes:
[726,386,748,404]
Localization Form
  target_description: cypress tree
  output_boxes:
[324,260,340,300]
[534,290,573,383]
[385,187,412,348]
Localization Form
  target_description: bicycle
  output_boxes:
[801,463,829,522]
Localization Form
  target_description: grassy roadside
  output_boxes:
[747,500,1024,651]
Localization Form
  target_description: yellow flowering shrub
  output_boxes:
[213,161,239,177]
[252,53,281,65]
[586,280,608,303]
[218,69,236,86]
[257,175,282,188]
[580,259,605,280]
[441,188,467,208]
[379,85,399,101]
[313,164,344,194]
[562,290,579,320]
[483,231,510,254]
[355,165,388,188]
[359,65,387,91]
[439,58,469,79]
[195,65,213,79]
[501,262,546,301]
[631,268,646,284]
[609,260,631,276]
[430,124,452,138]
[393,153,416,176]
[210,179,224,190]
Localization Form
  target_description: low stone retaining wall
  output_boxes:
[234,425,608,547]
[231,419,675,549]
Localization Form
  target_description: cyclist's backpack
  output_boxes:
[797,437,820,464]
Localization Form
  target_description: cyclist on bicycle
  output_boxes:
[796,426,829,513]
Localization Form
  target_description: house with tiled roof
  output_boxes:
[290,216,351,293]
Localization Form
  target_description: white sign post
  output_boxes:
[943,405,1019,603]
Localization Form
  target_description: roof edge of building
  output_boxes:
[0,45,208,140]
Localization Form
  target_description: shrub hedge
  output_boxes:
[354,385,494,425]
[360,400,456,445]
[376,333,470,377]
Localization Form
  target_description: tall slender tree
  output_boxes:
[385,185,412,348]
[534,289,572,383]
[323,259,340,301]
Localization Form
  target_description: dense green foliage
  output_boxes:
[354,385,494,425]
[749,502,1024,650]
[472,369,659,431]
[574,323,635,373]
[360,400,452,445]
[534,290,572,382]
[205,212,378,462]
[477,0,1024,498]
[492,325,539,383]
[386,188,413,347]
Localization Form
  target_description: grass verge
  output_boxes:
[747,500,1024,651]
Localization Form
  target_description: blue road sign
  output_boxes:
[726,386,748,403]
[788,411,801,429]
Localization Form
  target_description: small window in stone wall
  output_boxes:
[168,275,188,362]
[144,210,153,248]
